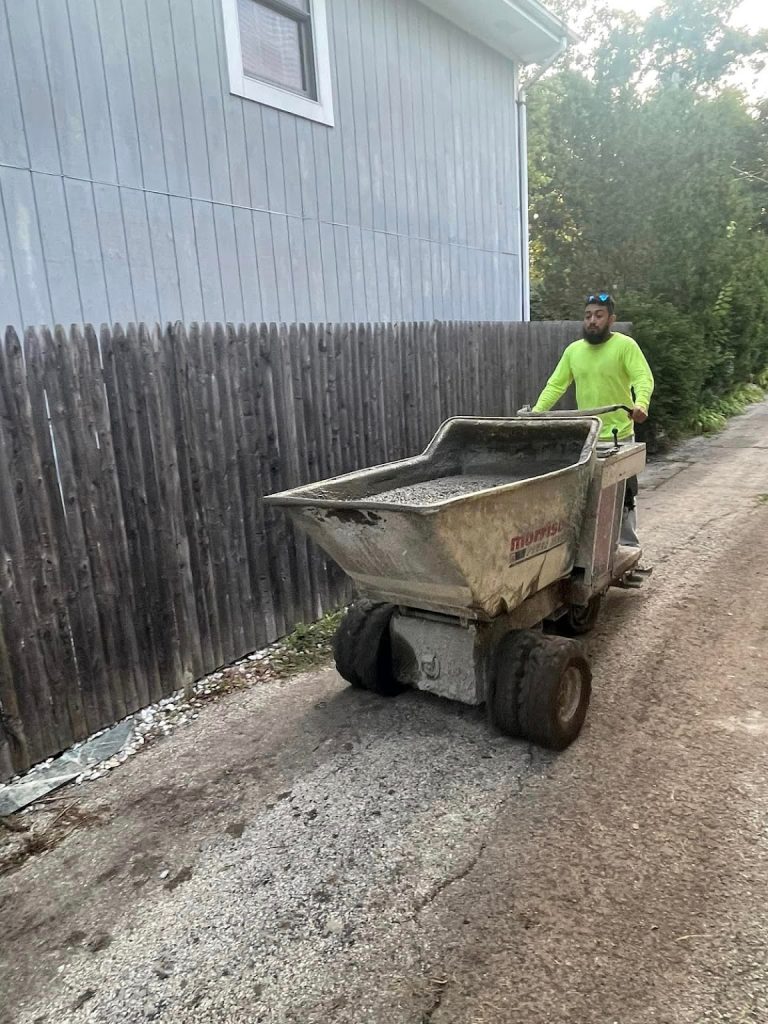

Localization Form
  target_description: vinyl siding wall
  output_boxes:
[0,0,523,330]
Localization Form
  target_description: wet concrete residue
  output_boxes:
[321,507,383,525]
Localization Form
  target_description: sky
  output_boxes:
[608,0,768,28]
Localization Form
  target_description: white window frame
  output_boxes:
[221,0,335,126]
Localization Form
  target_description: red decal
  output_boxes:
[509,519,567,565]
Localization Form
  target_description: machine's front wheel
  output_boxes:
[491,631,592,750]
[332,599,402,696]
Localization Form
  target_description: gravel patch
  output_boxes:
[367,469,564,505]
[16,705,533,1024]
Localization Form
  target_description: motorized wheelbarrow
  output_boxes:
[265,410,647,750]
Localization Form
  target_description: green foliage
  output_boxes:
[692,382,766,433]
[269,610,344,677]
[528,0,768,438]
[741,383,766,403]
[694,408,728,434]
[617,294,706,435]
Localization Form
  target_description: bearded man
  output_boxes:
[531,292,654,548]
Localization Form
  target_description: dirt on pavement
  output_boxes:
[1,404,767,1024]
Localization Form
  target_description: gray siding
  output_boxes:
[0,0,522,330]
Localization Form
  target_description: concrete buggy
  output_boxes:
[265,411,647,750]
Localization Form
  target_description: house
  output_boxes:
[0,0,572,332]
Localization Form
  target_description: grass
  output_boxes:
[692,380,766,435]
[188,607,346,696]
[269,609,345,678]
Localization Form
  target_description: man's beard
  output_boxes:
[584,325,612,344]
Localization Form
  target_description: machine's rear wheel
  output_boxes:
[491,631,592,750]
[332,599,402,696]
[489,631,541,737]
[551,595,603,637]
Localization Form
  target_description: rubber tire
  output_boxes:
[489,631,544,738]
[516,634,592,751]
[552,595,603,637]
[332,599,402,696]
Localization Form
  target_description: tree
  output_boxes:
[527,0,768,436]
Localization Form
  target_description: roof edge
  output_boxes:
[419,0,578,64]
[510,0,580,47]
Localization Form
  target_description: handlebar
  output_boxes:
[516,405,633,417]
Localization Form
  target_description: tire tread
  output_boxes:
[332,599,401,696]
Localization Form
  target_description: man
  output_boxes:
[531,292,654,550]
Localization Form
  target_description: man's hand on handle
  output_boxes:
[629,406,648,424]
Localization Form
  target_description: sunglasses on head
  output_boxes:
[586,292,612,304]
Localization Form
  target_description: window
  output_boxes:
[222,0,334,126]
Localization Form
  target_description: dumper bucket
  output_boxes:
[265,417,600,619]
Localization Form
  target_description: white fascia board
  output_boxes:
[418,0,576,64]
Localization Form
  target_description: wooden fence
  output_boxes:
[0,319,621,780]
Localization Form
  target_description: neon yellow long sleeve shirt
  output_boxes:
[532,332,654,441]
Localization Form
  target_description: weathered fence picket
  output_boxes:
[0,318,623,780]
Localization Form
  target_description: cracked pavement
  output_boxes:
[2,402,768,1024]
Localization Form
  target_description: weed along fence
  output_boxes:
[0,318,624,780]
